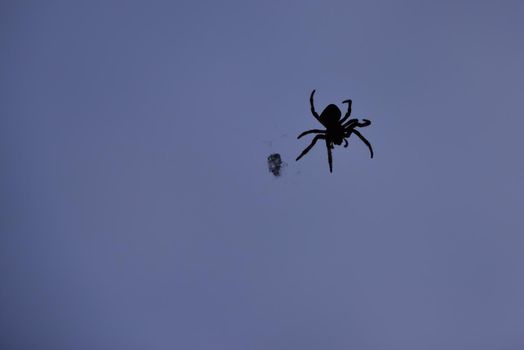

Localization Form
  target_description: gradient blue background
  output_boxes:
[2,1,524,349]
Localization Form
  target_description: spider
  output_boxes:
[296,89,374,172]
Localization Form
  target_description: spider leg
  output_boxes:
[309,89,323,125]
[297,129,326,139]
[296,134,326,161]
[342,118,358,129]
[359,119,371,127]
[343,138,348,148]
[325,139,333,172]
[343,118,371,130]
[340,99,352,124]
[355,119,371,128]
[352,129,374,158]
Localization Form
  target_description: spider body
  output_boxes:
[296,90,374,173]
[318,104,345,145]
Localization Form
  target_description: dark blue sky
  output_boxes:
[2,1,524,349]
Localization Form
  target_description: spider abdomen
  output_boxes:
[319,104,342,127]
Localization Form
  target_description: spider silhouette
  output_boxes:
[296,90,373,172]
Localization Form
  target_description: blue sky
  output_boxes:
[2,1,524,349]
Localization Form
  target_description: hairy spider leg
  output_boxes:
[296,134,326,161]
[340,99,352,124]
[325,139,333,172]
[351,129,374,158]
[343,138,349,148]
[297,129,326,139]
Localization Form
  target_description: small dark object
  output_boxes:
[296,90,374,173]
[268,153,283,176]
